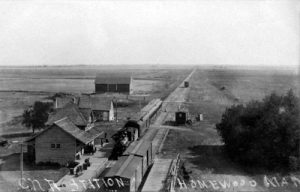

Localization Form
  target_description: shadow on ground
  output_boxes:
[186,145,243,175]
[186,145,292,176]
[0,153,61,171]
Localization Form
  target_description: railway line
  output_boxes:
[101,69,196,192]
[140,69,196,192]
[151,68,196,154]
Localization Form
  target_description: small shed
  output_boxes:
[175,111,188,125]
[77,95,115,122]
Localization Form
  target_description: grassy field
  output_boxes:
[160,68,300,192]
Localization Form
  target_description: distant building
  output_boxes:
[78,95,115,122]
[47,103,95,130]
[26,117,103,165]
[95,74,131,94]
[54,97,77,109]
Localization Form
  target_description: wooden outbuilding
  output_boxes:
[26,117,103,165]
[95,74,131,94]
[77,95,115,121]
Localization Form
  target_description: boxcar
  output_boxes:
[122,139,153,176]
[104,155,143,192]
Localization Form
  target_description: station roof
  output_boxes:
[27,117,102,144]
[47,103,89,127]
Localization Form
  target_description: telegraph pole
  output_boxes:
[21,144,23,182]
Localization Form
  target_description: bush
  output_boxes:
[22,101,53,133]
[216,89,300,170]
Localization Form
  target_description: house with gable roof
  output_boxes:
[26,117,103,165]
[77,95,115,122]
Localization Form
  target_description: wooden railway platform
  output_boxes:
[141,159,173,192]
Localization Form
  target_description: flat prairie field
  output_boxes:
[160,68,300,192]
[0,65,191,135]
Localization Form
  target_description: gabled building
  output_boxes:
[47,102,94,130]
[77,95,115,122]
[91,97,114,122]
[26,117,103,165]
[95,74,131,94]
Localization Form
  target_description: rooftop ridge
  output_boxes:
[53,116,69,124]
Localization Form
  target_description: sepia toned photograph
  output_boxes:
[0,0,299,192]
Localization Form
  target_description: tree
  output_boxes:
[216,89,300,170]
[22,101,52,133]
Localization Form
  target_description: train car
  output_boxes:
[184,81,189,87]
[104,155,143,192]
[175,111,188,125]
[143,128,159,158]
[104,140,154,192]
[122,139,153,176]
[110,98,162,160]
[120,99,162,141]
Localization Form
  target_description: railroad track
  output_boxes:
[152,68,196,154]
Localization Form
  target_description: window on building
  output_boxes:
[56,144,61,149]
[51,144,55,148]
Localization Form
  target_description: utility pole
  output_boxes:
[20,143,23,187]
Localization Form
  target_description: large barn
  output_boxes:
[95,74,131,94]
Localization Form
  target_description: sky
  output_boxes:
[0,0,299,70]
